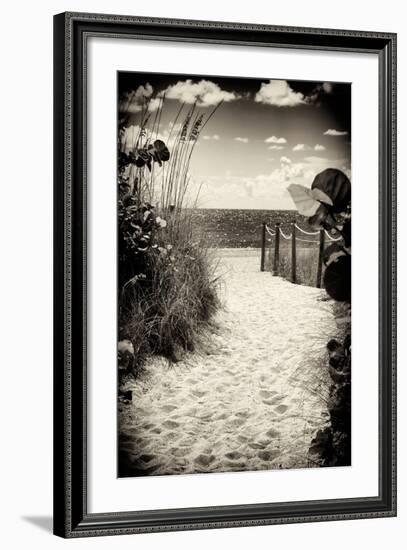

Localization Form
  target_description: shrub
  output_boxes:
[119,214,220,369]
[287,168,351,466]
[117,95,222,375]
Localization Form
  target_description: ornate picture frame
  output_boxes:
[53,12,396,537]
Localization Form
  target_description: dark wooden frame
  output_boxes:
[54,11,397,538]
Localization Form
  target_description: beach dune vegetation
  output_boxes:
[118,96,220,375]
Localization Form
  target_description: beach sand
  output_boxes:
[119,248,337,476]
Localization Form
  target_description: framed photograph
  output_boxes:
[53,12,397,537]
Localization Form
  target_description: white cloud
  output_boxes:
[268,145,285,150]
[280,156,292,164]
[255,80,305,107]
[163,79,239,107]
[234,137,249,143]
[292,143,307,151]
[265,136,287,144]
[304,156,328,163]
[197,161,306,209]
[120,124,142,151]
[202,134,220,140]
[147,98,162,112]
[323,129,348,136]
[196,156,350,209]
[314,144,326,151]
[119,84,155,113]
[322,82,334,93]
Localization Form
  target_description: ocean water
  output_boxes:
[190,208,310,248]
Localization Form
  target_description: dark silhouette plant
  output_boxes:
[288,168,351,302]
[288,168,351,466]
[117,93,221,379]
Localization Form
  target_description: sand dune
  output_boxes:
[119,249,337,476]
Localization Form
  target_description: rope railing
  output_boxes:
[260,220,345,287]
[265,224,275,236]
[279,228,292,240]
[266,223,340,242]
[294,222,342,242]
[294,223,319,236]
[324,230,342,242]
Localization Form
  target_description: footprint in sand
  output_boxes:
[258,450,277,461]
[192,390,206,398]
[162,420,179,429]
[119,253,336,476]
[235,411,249,418]
[270,395,285,405]
[225,451,242,460]
[171,447,191,458]
[262,399,276,406]
[161,405,177,413]
[165,431,181,441]
[258,438,272,446]
[197,412,213,421]
[139,453,155,463]
[141,422,156,430]
[194,454,216,467]
[230,417,246,427]
[266,428,281,438]
[179,437,195,447]
[248,443,263,450]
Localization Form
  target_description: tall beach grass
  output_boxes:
[118,95,221,374]
[267,242,323,287]
[120,211,220,368]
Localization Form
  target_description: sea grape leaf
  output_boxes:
[147,139,170,166]
[323,255,351,302]
[310,188,334,206]
[287,184,320,217]
[308,204,336,229]
[311,168,351,213]
[323,243,347,267]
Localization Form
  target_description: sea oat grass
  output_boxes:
[267,243,322,287]
[118,97,221,373]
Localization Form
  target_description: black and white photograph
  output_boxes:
[117,72,352,477]
[0,1,400,545]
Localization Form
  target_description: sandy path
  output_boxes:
[119,249,336,476]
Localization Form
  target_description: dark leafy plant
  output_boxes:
[117,92,221,376]
[120,139,170,172]
[287,168,351,302]
[287,168,351,466]
[311,168,351,213]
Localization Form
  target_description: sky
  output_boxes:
[118,72,351,210]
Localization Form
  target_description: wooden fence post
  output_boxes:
[291,222,297,284]
[316,229,325,288]
[260,222,266,272]
[272,223,280,276]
